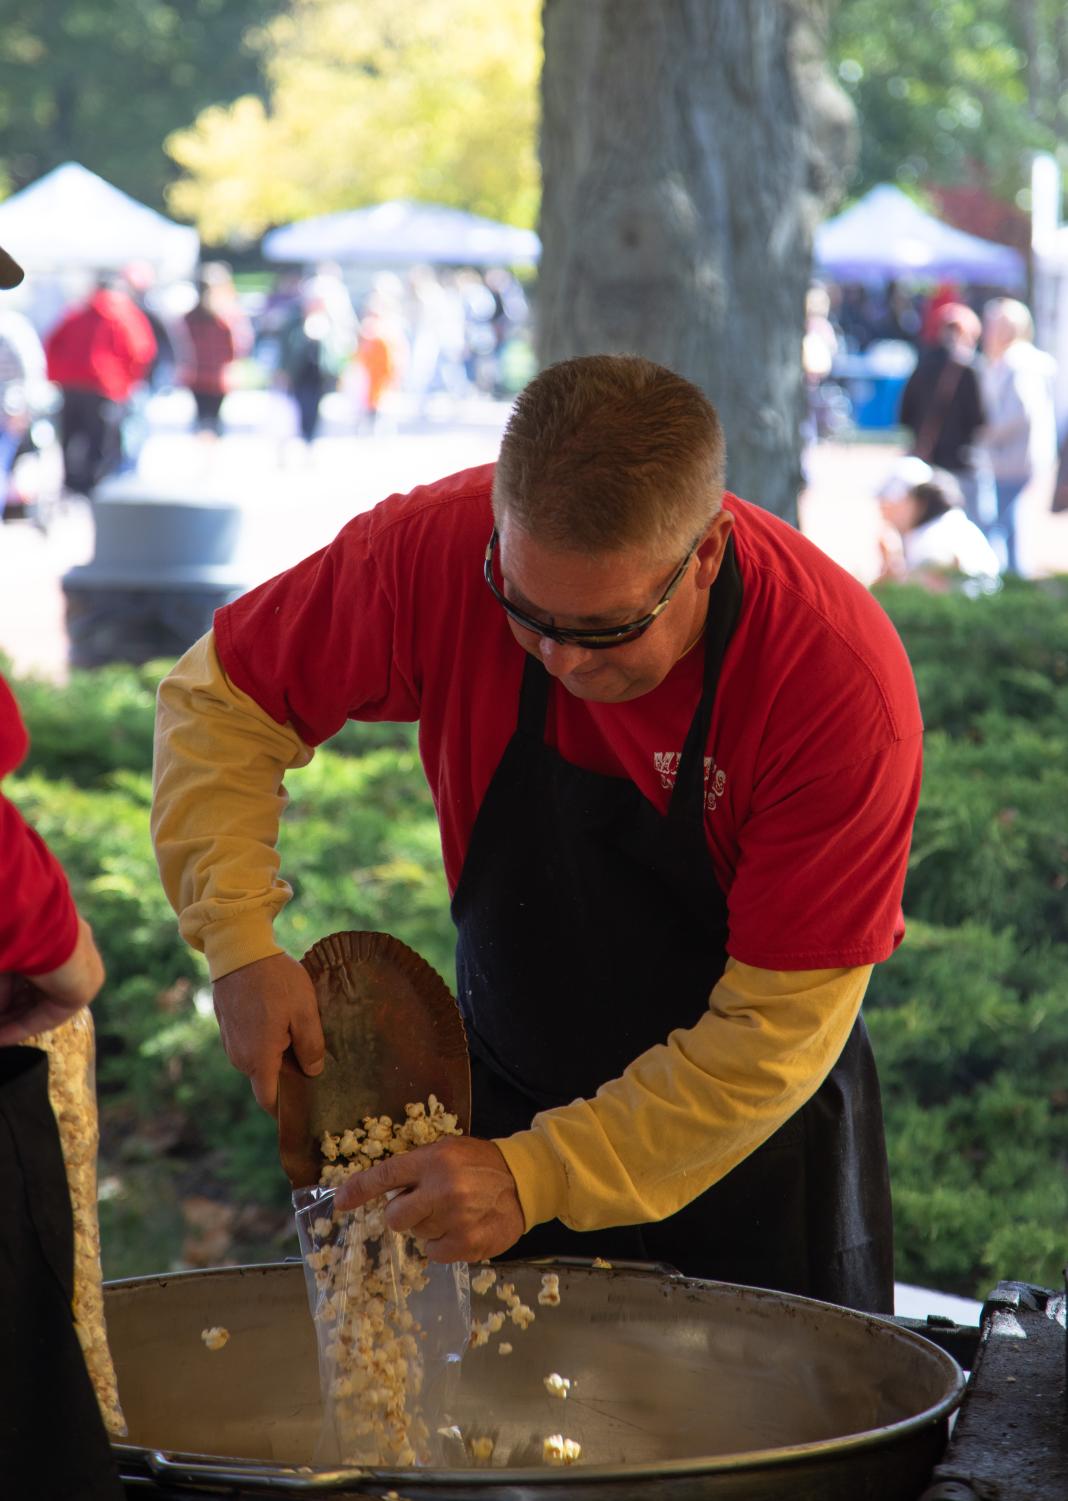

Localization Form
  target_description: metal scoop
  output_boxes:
[277,930,471,1189]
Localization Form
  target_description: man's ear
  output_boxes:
[694,508,734,589]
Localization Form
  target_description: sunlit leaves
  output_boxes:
[166,0,541,242]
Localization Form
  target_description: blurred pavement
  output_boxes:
[2,387,1068,681]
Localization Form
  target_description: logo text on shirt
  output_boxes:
[653,752,727,812]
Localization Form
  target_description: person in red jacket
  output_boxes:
[0,235,122,1500]
[44,274,156,496]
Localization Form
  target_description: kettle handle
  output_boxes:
[504,1253,685,1277]
[145,1449,375,1493]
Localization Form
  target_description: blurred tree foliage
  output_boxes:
[3,0,1054,246]
[828,0,1068,201]
[165,0,541,242]
[0,0,285,210]
[7,576,1068,1293]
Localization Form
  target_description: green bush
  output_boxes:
[6,575,1068,1293]
[865,921,1068,1292]
[870,578,1068,1294]
[874,576,1068,739]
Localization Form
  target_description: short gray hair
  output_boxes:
[492,354,726,561]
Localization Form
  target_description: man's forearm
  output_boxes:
[151,631,313,979]
[496,959,872,1233]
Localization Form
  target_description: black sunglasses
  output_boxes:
[483,528,700,650]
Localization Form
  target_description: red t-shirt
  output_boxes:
[44,289,156,402]
[0,675,79,974]
[216,466,923,969]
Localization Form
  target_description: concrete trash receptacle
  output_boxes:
[62,478,247,668]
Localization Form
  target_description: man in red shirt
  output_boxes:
[153,355,923,1312]
[45,275,156,495]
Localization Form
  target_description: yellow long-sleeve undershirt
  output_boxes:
[152,632,871,1234]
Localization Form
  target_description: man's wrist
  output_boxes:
[494,1128,570,1233]
[201,913,285,982]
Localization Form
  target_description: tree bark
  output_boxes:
[537,0,853,524]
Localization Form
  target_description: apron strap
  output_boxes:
[518,644,551,734]
[667,534,743,827]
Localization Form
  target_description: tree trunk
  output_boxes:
[537,0,853,524]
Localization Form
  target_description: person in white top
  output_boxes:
[877,463,1000,588]
[978,299,1058,576]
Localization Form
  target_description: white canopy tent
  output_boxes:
[0,163,199,281]
[263,199,540,267]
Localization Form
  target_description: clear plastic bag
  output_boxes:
[21,1008,126,1437]
[294,1184,470,1467]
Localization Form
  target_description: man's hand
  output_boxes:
[212,951,324,1116]
[0,916,106,1045]
[333,1137,525,1263]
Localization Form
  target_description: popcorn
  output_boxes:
[543,1433,582,1465]
[498,1342,513,1356]
[543,1372,571,1400]
[471,1267,497,1296]
[538,1272,561,1306]
[20,1013,125,1436]
[305,1096,463,1466]
[591,1257,613,1270]
[469,1308,507,1348]
[469,1435,495,1462]
[509,1302,536,1330]
[200,1326,230,1352]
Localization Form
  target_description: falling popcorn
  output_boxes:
[543,1372,571,1400]
[469,1435,495,1462]
[200,1326,230,1351]
[509,1301,536,1330]
[301,1096,465,1467]
[538,1272,561,1307]
[471,1267,498,1296]
[498,1342,513,1356]
[543,1433,582,1465]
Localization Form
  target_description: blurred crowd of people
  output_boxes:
[4,256,1061,588]
[0,258,533,510]
[805,280,1062,580]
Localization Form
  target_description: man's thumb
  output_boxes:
[290,1008,325,1076]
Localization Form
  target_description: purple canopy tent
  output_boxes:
[815,184,1025,288]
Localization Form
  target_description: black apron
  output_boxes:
[0,1046,124,1500]
[452,540,894,1313]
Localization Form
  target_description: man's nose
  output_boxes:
[538,635,592,676]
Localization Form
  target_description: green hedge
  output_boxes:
[865,577,1068,1293]
[6,575,1068,1293]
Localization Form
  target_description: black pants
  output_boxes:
[293,376,325,444]
[59,387,124,495]
[0,1048,123,1499]
[193,389,225,434]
